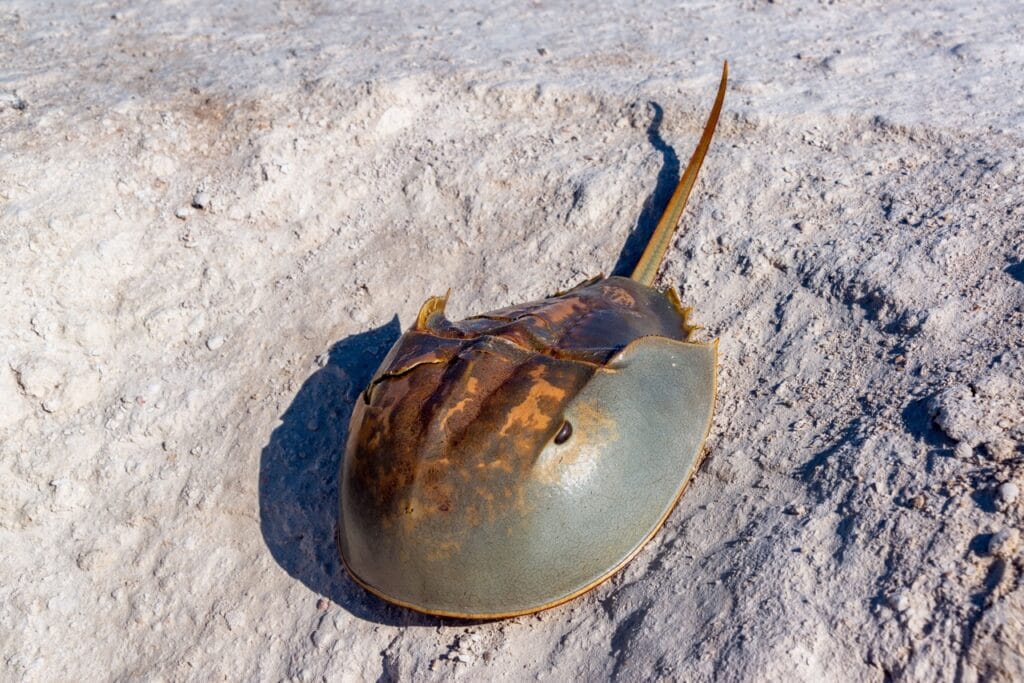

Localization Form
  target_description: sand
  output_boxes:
[2,1,1023,680]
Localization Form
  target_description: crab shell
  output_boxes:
[337,275,716,618]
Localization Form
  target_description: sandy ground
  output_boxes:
[2,1,1023,680]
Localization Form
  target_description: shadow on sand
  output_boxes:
[611,102,681,277]
[259,317,445,626]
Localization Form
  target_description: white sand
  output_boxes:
[2,1,1023,680]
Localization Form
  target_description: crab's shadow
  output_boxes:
[259,317,446,626]
[612,101,680,277]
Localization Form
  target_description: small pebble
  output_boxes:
[76,549,105,572]
[1,92,28,111]
[954,442,973,459]
[909,494,926,510]
[41,397,62,413]
[784,503,807,516]
[174,206,191,220]
[316,597,329,611]
[986,438,1015,462]
[987,528,1020,557]
[997,482,1019,505]
[206,335,225,350]
[192,191,210,210]
[224,609,246,630]
[890,591,911,613]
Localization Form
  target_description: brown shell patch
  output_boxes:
[344,275,691,555]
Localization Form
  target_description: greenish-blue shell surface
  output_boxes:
[338,275,716,618]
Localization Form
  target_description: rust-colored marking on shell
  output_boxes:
[345,278,690,544]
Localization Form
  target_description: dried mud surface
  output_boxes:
[2,1,1023,681]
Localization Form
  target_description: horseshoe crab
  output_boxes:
[338,63,728,618]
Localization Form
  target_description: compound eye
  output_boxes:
[553,420,573,445]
